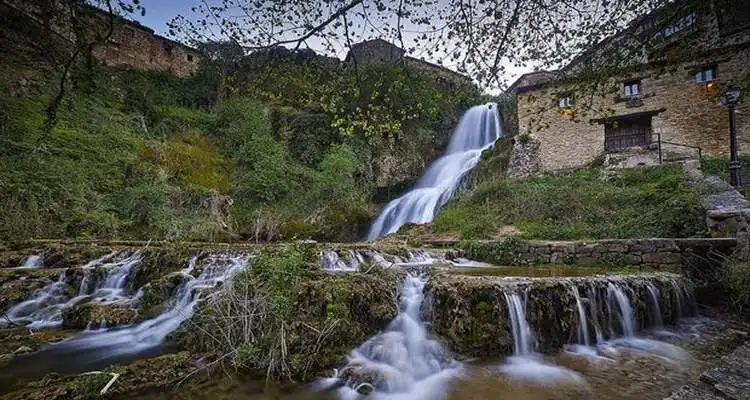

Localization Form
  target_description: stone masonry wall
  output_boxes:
[460,237,738,270]
[516,47,750,171]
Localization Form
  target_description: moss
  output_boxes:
[460,236,525,265]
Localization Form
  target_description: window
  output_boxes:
[652,12,696,40]
[187,54,194,62]
[695,67,716,83]
[557,94,573,108]
[623,81,642,97]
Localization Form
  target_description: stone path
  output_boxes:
[665,342,750,400]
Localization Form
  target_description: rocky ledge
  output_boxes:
[665,342,750,400]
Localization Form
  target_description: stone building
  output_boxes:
[345,39,474,88]
[2,0,201,77]
[89,12,202,77]
[509,0,750,171]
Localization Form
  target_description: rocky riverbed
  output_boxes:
[0,241,747,399]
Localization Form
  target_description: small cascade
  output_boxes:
[646,283,664,327]
[564,278,690,364]
[607,282,635,337]
[571,286,591,346]
[31,252,250,369]
[504,291,534,356]
[18,254,43,269]
[6,271,68,329]
[4,251,141,329]
[320,249,450,271]
[499,287,586,387]
[321,274,461,399]
[367,103,502,239]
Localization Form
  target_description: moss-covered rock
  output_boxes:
[61,301,137,329]
[426,273,691,358]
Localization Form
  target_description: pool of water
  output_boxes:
[128,314,746,400]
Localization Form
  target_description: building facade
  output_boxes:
[510,0,750,171]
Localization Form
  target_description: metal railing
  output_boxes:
[656,131,702,164]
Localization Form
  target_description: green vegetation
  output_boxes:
[726,261,750,315]
[0,46,480,242]
[435,165,706,240]
[186,245,399,380]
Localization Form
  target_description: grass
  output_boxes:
[434,165,707,240]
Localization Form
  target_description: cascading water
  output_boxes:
[566,279,689,364]
[18,254,43,268]
[321,274,461,399]
[571,286,591,346]
[19,252,250,372]
[5,251,141,329]
[366,104,502,239]
[646,283,664,327]
[504,291,533,356]
[498,288,586,387]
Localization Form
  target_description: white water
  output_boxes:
[323,274,461,399]
[320,249,449,272]
[367,104,502,239]
[5,251,141,329]
[18,254,43,268]
[571,286,591,346]
[567,280,689,365]
[499,290,586,387]
[40,252,250,364]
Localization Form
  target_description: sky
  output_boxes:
[129,0,533,90]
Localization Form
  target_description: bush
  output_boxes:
[726,261,750,314]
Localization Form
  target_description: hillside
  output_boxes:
[0,39,482,243]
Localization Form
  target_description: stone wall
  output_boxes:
[459,237,737,270]
[505,135,542,179]
[516,46,750,171]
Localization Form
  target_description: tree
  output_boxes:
[167,0,702,91]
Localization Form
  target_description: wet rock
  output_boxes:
[666,343,750,400]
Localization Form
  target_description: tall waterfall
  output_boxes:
[322,274,461,399]
[367,104,502,239]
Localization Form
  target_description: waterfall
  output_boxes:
[571,286,591,346]
[499,287,585,387]
[607,283,635,337]
[646,283,663,327]
[366,103,502,239]
[5,251,141,329]
[19,254,43,269]
[504,291,534,356]
[29,252,250,370]
[322,274,460,399]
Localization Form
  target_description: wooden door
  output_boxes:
[605,117,652,151]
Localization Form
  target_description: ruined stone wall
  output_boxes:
[4,0,201,77]
[89,18,201,77]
